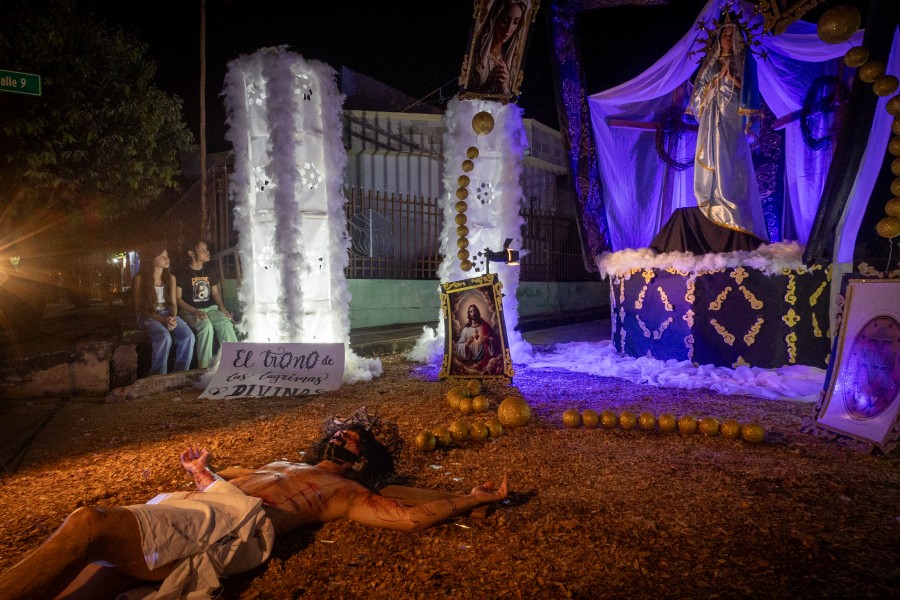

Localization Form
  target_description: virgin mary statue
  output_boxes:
[687,15,769,244]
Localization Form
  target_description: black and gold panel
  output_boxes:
[611,265,832,369]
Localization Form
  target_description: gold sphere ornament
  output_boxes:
[859,60,886,83]
[485,418,503,438]
[472,111,495,136]
[657,413,677,433]
[891,178,900,197]
[457,249,470,261]
[458,396,474,415]
[741,422,766,444]
[873,75,900,97]
[415,430,437,452]
[582,409,600,429]
[461,159,474,172]
[457,225,469,238]
[447,387,468,410]
[698,417,720,437]
[720,420,742,440]
[455,200,468,213]
[876,216,900,239]
[469,421,490,442]
[498,396,531,427]
[889,136,900,156]
[457,237,469,249]
[638,412,657,431]
[460,259,473,271]
[886,95,900,116]
[433,426,453,447]
[817,5,861,44]
[455,213,467,226]
[893,117,900,136]
[458,175,470,188]
[466,379,482,396]
[619,411,638,430]
[885,197,900,217]
[843,46,869,68]
[562,408,582,429]
[472,395,490,413]
[600,410,618,429]
[456,187,469,201]
[677,415,698,435]
[449,419,470,443]
[466,146,480,159]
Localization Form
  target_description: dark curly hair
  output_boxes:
[306,423,401,491]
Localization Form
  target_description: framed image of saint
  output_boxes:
[458,0,541,103]
[439,273,513,384]
[814,277,900,454]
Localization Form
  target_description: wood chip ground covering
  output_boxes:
[1,354,898,599]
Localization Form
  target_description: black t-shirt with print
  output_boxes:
[173,264,220,310]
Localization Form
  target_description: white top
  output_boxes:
[154,285,165,306]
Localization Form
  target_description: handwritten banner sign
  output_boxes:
[200,342,345,399]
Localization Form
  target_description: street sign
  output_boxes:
[0,70,41,96]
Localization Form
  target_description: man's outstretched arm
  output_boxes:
[343,475,508,533]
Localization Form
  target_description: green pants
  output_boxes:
[181,306,238,369]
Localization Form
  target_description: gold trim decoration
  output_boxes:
[709,286,732,311]
[683,309,695,329]
[636,315,651,338]
[826,263,832,281]
[810,280,827,306]
[710,319,736,346]
[652,317,674,340]
[733,356,750,368]
[730,266,749,285]
[784,275,797,305]
[738,285,764,310]
[685,334,695,362]
[641,269,655,285]
[685,279,696,303]
[743,317,764,346]
[656,287,673,311]
[619,321,627,351]
[619,278,625,303]
[780,267,792,276]
[786,331,797,364]
[635,285,648,310]
[782,307,801,328]
[812,312,823,338]
[665,267,691,276]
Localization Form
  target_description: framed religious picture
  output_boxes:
[813,277,900,454]
[439,273,513,384]
[458,0,541,103]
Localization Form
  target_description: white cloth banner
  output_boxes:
[200,342,344,398]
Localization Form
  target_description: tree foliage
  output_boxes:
[0,0,194,223]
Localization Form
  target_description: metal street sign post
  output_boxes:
[0,70,42,96]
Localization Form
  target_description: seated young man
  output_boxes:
[0,408,508,600]
[173,240,238,369]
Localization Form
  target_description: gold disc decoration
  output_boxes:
[455,200,468,213]
[873,75,900,97]
[460,259,473,272]
[461,159,474,172]
[844,46,869,68]
[889,136,900,157]
[887,95,900,116]
[466,146,480,159]
[859,60,886,83]
[457,249,470,261]
[457,225,469,238]
[891,178,900,197]
[455,213,467,226]
[885,197,900,217]
[472,111,495,136]
[817,5,861,45]
[458,175,470,188]
[876,216,900,239]
[457,237,469,249]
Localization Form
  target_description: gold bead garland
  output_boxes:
[454,111,495,272]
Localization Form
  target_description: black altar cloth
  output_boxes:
[650,207,764,255]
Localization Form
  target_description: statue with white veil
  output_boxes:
[686,13,769,245]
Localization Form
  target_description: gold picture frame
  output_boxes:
[458,0,541,103]
[439,273,513,384]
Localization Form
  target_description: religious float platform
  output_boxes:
[598,242,832,370]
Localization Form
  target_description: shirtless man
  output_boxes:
[0,414,508,600]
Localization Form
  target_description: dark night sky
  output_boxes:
[85,0,868,154]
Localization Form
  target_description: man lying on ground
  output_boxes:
[0,408,508,600]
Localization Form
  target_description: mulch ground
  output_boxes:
[1,353,898,599]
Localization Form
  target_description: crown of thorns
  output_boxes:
[323,406,404,457]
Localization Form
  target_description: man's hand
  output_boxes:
[469,474,508,504]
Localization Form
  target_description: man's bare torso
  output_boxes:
[228,462,367,535]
